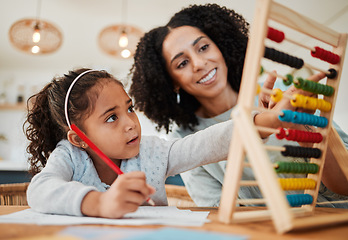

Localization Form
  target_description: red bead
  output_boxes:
[276,127,286,139]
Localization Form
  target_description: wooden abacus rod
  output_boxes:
[237,198,266,205]
[240,180,259,186]
[263,68,313,86]
[244,162,278,169]
[256,125,278,134]
[265,145,286,152]
[262,68,287,81]
[304,62,331,75]
[285,37,315,53]
[316,200,348,205]
[254,106,283,116]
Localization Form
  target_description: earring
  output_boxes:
[81,143,87,148]
[177,92,180,104]
[175,88,181,104]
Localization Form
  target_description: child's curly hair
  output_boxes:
[23,69,117,175]
[129,4,249,133]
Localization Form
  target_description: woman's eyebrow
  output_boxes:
[170,36,206,64]
[192,36,205,46]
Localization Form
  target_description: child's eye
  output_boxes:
[199,44,209,52]
[106,114,118,123]
[177,59,188,69]
[128,105,135,113]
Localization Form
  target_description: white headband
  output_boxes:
[64,69,98,129]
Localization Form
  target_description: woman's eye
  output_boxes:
[128,105,135,113]
[199,44,209,52]
[106,114,117,123]
[177,60,188,69]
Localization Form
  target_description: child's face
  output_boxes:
[82,80,141,161]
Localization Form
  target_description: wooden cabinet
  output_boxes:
[0,103,26,111]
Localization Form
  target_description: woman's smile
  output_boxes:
[197,68,217,85]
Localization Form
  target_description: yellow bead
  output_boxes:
[290,94,304,108]
[318,99,332,112]
[256,84,261,95]
[305,96,317,110]
[270,88,283,102]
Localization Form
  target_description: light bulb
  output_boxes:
[32,30,41,43]
[32,24,41,43]
[31,45,40,54]
[119,32,128,48]
[121,49,131,58]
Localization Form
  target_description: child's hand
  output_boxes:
[260,71,325,111]
[81,171,156,219]
[258,71,278,109]
[256,71,326,133]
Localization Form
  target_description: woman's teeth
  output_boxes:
[198,69,216,84]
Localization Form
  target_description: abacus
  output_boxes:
[218,0,348,234]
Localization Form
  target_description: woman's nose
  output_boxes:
[192,54,207,72]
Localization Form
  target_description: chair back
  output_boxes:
[0,182,29,206]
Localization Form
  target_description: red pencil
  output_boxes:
[71,124,155,206]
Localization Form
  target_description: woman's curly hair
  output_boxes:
[129,4,249,133]
[23,69,116,175]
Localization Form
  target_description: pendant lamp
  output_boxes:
[8,0,63,55]
[98,0,143,59]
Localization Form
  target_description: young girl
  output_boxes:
[24,68,236,218]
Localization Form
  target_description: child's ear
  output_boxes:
[67,130,87,149]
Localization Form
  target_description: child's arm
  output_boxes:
[81,171,155,218]
[27,141,155,218]
[166,120,234,177]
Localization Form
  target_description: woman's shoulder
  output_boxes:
[171,108,233,138]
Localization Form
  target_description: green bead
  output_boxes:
[324,85,334,96]
[260,66,264,75]
[284,74,293,86]
[294,77,304,89]
[275,161,319,174]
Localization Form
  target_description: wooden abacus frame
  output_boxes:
[218,0,348,234]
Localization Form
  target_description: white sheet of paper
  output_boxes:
[0,206,210,227]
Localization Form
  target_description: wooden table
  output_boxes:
[1,206,348,239]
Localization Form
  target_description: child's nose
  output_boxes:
[124,115,137,131]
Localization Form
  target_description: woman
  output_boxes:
[130,4,348,207]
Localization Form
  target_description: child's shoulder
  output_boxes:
[140,135,173,146]
[49,139,88,164]
[54,139,78,152]
[139,135,174,155]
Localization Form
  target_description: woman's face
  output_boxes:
[162,26,228,99]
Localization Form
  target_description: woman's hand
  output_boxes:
[81,171,156,218]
